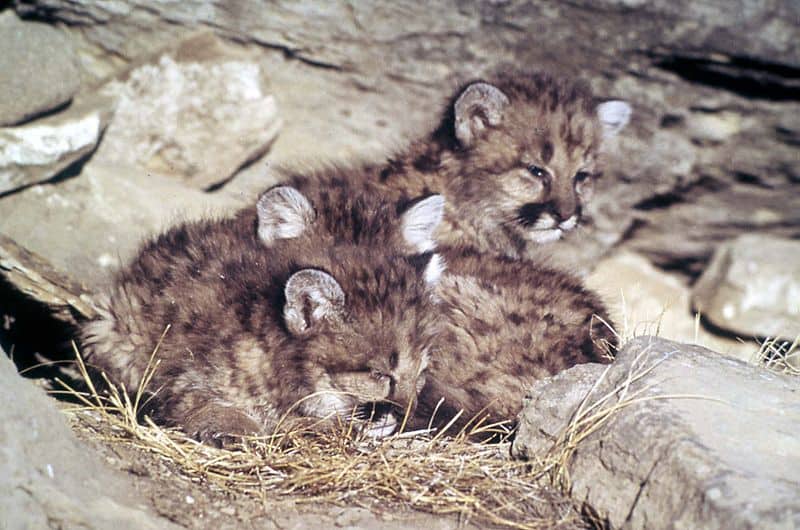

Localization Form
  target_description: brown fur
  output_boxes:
[81,190,443,445]
[284,70,630,258]
[410,245,617,435]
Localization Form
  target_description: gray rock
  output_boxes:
[692,234,800,341]
[0,348,182,530]
[511,336,800,530]
[94,32,282,190]
[0,96,111,195]
[0,11,81,126]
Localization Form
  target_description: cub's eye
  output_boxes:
[575,171,591,183]
[527,165,546,179]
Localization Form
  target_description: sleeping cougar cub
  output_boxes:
[81,188,445,445]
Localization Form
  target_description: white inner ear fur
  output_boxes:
[401,195,445,253]
[284,269,345,334]
[257,186,316,246]
[597,100,632,138]
[423,253,446,287]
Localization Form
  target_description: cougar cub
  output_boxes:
[411,245,617,435]
[286,70,631,258]
[81,188,445,445]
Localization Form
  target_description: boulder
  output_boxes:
[0,348,181,530]
[692,234,800,341]
[0,96,111,195]
[0,10,81,126]
[94,32,282,190]
[511,336,800,530]
[586,251,756,361]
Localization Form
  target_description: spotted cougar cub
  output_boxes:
[287,70,631,257]
[81,189,445,445]
[411,245,617,435]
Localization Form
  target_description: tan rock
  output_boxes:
[692,234,800,341]
[95,33,281,189]
[586,251,756,361]
[0,97,111,195]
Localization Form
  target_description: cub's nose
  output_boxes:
[553,199,580,223]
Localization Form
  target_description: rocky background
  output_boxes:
[1,1,798,528]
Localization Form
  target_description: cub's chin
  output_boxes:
[527,228,564,244]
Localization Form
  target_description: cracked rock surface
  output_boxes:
[512,336,800,529]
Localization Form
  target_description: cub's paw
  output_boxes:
[183,405,263,449]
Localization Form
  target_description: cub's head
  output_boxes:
[256,186,446,437]
[444,71,631,246]
[281,251,442,438]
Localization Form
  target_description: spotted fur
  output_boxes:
[410,245,617,435]
[284,70,631,258]
[81,190,444,445]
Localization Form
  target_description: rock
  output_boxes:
[0,348,182,529]
[94,32,282,189]
[0,96,111,195]
[10,1,800,273]
[511,336,800,530]
[0,163,245,293]
[586,251,756,361]
[0,11,81,126]
[686,110,743,145]
[692,234,800,340]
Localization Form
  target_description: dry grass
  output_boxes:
[752,336,800,376]
[55,342,585,530]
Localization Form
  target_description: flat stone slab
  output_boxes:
[0,162,244,293]
[512,336,800,530]
[0,96,111,195]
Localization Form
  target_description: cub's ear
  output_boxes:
[401,194,445,253]
[256,186,316,246]
[596,100,632,139]
[284,269,345,336]
[407,252,447,288]
[454,82,510,147]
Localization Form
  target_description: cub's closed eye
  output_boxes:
[527,165,546,179]
[575,171,591,182]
